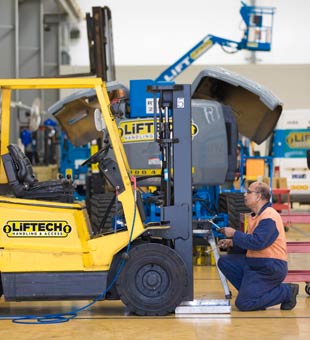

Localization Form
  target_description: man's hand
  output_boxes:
[217,238,233,250]
[218,227,236,238]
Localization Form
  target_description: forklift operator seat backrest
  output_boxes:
[7,144,37,186]
[2,143,74,203]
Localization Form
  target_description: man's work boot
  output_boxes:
[281,283,299,310]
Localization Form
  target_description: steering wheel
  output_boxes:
[81,145,110,166]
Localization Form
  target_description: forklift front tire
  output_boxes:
[116,242,189,316]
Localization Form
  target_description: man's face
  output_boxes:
[244,184,261,209]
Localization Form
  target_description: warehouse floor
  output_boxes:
[0,223,309,339]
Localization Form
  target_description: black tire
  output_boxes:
[305,283,310,296]
[116,243,189,316]
[219,192,251,229]
[88,192,123,234]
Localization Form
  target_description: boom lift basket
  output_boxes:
[240,1,276,51]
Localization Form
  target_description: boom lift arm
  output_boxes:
[156,1,276,82]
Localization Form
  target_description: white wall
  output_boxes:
[70,0,310,66]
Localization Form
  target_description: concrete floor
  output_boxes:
[0,223,309,339]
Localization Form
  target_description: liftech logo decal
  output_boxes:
[119,119,198,143]
[2,221,72,238]
[286,131,310,149]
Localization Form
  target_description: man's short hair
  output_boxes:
[256,181,271,201]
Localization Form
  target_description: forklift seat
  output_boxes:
[1,144,74,203]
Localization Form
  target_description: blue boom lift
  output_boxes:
[156,1,275,82]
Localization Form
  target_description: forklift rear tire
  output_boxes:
[116,242,189,316]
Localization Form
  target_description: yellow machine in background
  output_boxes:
[0,78,191,316]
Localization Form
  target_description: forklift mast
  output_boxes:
[86,6,116,82]
[148,84,193,300]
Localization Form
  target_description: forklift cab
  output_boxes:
[0,78,146,303]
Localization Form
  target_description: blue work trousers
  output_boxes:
[218,254,291,311]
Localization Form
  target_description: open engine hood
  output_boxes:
[48,81,129,146]
[191,66,283,144]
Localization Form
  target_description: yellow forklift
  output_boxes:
[0,78,193,316]
[0,73,283,317]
